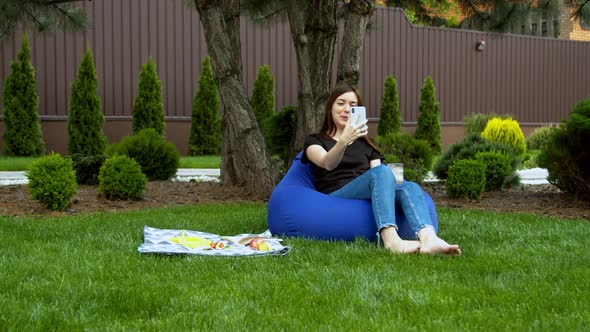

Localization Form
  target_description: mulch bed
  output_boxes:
[0,181,588,220]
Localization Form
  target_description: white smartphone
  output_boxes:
[350,106,367,125]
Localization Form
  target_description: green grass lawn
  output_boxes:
[0,205,588,330]
[0,156,221,171]
[0,156,39,171]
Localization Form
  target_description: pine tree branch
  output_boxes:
[22,7,45,30]
[51,3,84,26]
[571,0,589,19]
[464,0,489,22]
[47,0,90,4]
[490,3,519,31]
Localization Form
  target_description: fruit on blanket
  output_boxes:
[210,241,228,249]
[249,238,272,251]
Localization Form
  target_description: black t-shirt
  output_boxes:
[302,134,384,194]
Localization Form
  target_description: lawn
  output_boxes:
[0,205,588,330]
[0,155,221,171]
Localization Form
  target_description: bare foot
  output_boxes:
[420,237,461,256]
[384,240,421,254]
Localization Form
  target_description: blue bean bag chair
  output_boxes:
[267,152,438,241]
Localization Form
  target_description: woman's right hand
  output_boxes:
[338,114,368,145]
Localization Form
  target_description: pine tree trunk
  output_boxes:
[194,0,274,196]
[287,0,338,156]
[336,0,375,89]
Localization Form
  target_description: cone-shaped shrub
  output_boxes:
[188,56,221,155]
[377,75,401,136]
[2,35,44,156]
[250,64,275,130]
[414,76,441,154]
[67,48,108,156]
[132,57,165,136]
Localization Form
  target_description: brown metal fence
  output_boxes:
[1,2,589,154]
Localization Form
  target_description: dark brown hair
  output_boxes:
[319,85,380,153]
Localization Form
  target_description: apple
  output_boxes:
[249,238,272,251]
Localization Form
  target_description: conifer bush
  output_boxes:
[414,76,441,154]
[376,132,433,184]
[132,57,165,136]
[263,105,296,167]
[2,35,44,156]
[526,125,557,151]
[433,133,519,180]
[71,154,107,185]
[67,49,108,184]
[99,155,146,200]
[446,159,486,199]
[475,150,513,191]
[463,112,512,136]
[377,75,401,136]
[537,99,590,202]
[188,56,221,155]
[67,48,107,156]
[481,117,527,157]
[26,153,77,211]
[108,128,179,181]
[251,64,275,130]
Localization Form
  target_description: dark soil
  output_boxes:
[0,181,588,220]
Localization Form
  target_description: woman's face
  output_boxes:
[331,91,358,129]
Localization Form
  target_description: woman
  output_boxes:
[303,85,461,255]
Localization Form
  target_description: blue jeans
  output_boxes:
[329,165,434,238]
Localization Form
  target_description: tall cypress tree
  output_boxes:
[67,48,107,156]
[377,75,401,137]
[2,35,44,156]
[250,64,275,130]
[188,56,221,155]
[132,57,165,136]
[414,76,442,154]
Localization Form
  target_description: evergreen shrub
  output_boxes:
[446,159,486,199]
[133,57,165,136]
[538,99,590,202]
[463,112,512,136]
[526,125,557,150]
[108,128,180,181]
[481,117,526,156]
[263,105,296,167]
[521,150,540,169]
[251,64,275,130]
[475,150,513,191]
[26,152,77,211]
[2,35,44,156]
[433,133,519,180]
[67,48,108,156]
[414,76,441,154]
[377,75,401,136]
[376,132,433,184]
[71,153,107,185]
[99,155,146,200]
[189,55,221,155]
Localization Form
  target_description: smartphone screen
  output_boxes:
[350,106,367,125]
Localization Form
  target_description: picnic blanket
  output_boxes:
[137,226,290,256]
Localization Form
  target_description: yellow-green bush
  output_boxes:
[481,117,526,156]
